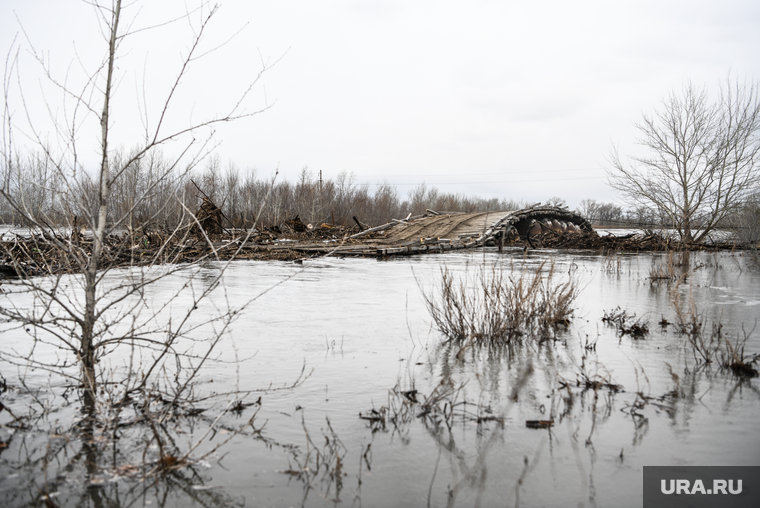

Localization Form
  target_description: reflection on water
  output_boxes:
[1,249,759,507]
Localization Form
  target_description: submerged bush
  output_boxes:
[421,259,579,344]
[669,279,759,377]
[602,307,650,338]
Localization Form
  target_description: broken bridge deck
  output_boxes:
[244,205,594,258]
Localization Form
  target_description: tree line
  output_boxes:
[2,146,757,240]
[0,149,528,231]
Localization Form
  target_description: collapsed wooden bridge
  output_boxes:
[257,205,595,258]
[1,204,699,278]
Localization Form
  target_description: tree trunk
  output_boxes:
[80,0,121,406]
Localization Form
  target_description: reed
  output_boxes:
[421,259,580,344]
[648,251,685,283]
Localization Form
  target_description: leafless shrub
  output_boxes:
[602,307,650,338]
[719,325,759,378]
[562,346,623,395]
[670,280,721,364]
[421,259,580,345]
[359,367,502,436]
[670,280,758,376]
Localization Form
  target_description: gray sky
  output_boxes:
[2,0,759,209]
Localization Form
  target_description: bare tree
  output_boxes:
[0,2,289,496]
[577,199,599,220]
[608,78,760,243]
[545,196,567,208]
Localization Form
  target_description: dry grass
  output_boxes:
[421,259,580,344]
[670,279,719,364]
[648,251,687,283]
[601,251,624,274]
[721,326,760,378]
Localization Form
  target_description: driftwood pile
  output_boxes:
[520,230,722,252]
[0,228,211,278]
[0,219,359,277]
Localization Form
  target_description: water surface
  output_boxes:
[1,248,759,507]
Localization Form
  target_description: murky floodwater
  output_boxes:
[1,248,759,507]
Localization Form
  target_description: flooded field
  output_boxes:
[1,248,759,507]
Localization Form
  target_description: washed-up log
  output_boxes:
[353,216,366,231]
[349,221,395,239]
[525,419,554,429]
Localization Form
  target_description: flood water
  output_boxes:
[1,248,760,507]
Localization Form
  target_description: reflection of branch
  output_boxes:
[282,413,348,504]
[426,448,442,508]
[0,400,20,423]
[444,363,533,508]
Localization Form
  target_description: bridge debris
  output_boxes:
[0,205,739,278]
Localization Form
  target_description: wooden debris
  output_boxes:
[284,215,307,232]
[525,419,554,429]
[193,197,223,237]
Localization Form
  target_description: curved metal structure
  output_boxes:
[496,206,595,244]
[356,205,595,255]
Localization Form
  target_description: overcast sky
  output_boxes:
[2,0,759,209]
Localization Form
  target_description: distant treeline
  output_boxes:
[577,199,658,227]
[0,150,527,230]
[579,196,760,242]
